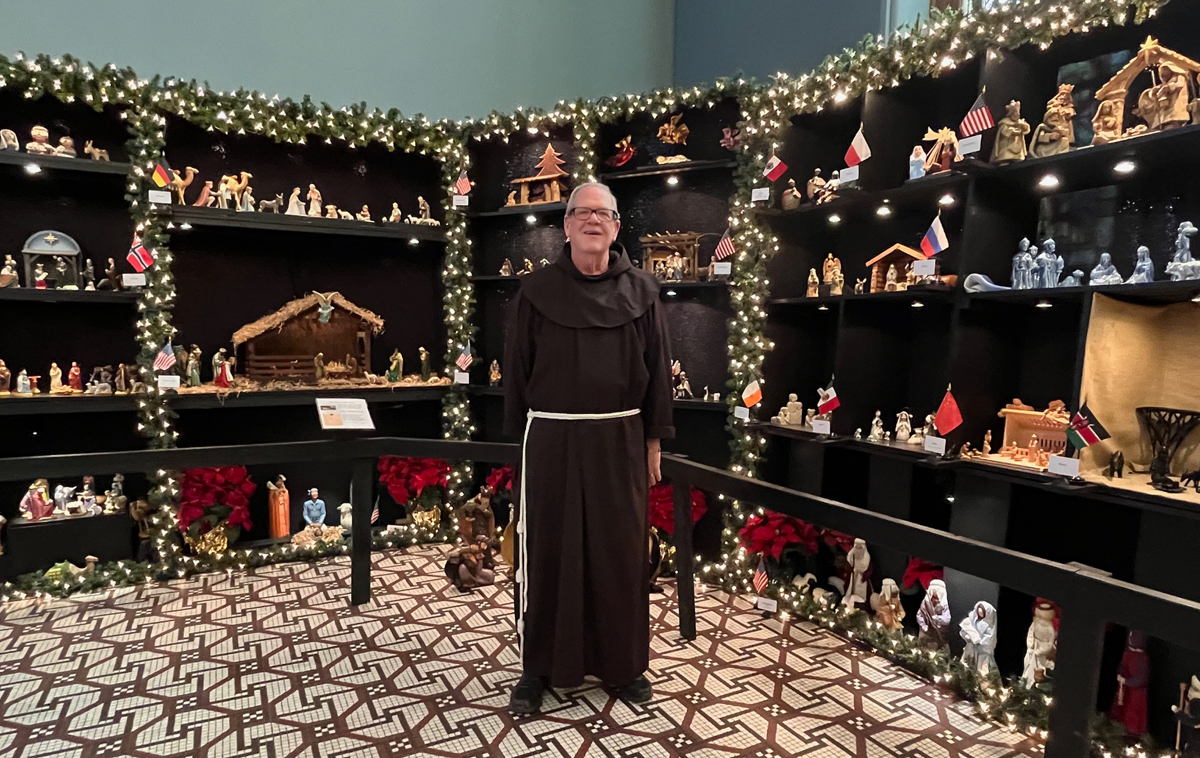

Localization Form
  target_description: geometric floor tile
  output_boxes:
[0,546,1040,758]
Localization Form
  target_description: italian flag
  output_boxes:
[845,124,872,167]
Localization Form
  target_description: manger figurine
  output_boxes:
[822,254,842,288]
[806,169,827,201]
[97,257,119,291]
[781,178,802,210]
[922,127,962,174]
[606,135,636,167]
[419,347,431,382]
[306,184,323,216]
[895,410,912,442]
[1126,246,1156,284]
[356,205,372,222]
[806,268,820,297]
[867,411,885,442]
[908,145,927,180]
[842,539,871,608]
[170,167,198,204]
[303,488,326,525]
[1168,221,1200,281]
[654,113,690,164]
[0,360,9,395]
[83,140,108,161]
[386,349,403,382]
[959,601,999,675]
[506,144,569,205]
[991,100,1030,164]
[20,479,54,520]
[0,255,18,288]
[873,578,905,632]
[192,180,213,207]
[55,136,77,158]
[258,192,284,213]
[499,258,514,276]
[771,393,804,426]
[1029,86,1075,158]
[25,125,55,155]
[1089,253,1124,285]
[489,359,501,387]
[286,187,305,215]
[267,475,290,539]
[1110,631,1150,737]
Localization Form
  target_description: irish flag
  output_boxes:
[742,380,762,408]
[920,214,949,257]
[845,125,872,167]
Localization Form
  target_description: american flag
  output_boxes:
[127,235,154,272]
[959,90,995,138]
[753,559,769,594]
[454,170,471,195]
[371,497,380,525]
[455,341,473,371]
[713,228,735,261]
[153,342,176,371]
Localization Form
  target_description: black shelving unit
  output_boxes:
[0,149,131,176]
[157,205,447,244]
[598,158,738,181]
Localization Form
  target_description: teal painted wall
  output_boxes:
[0,0,674,120]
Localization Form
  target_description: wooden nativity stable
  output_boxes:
[232,292,384,384]
[865,244,931,294]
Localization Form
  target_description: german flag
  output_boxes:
[150,159,173,188]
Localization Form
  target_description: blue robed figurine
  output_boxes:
[302,488,326,525]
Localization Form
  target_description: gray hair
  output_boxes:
[565,182,618,213]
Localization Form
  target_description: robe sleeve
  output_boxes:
[503,293,536,438]
[641,300,675,440]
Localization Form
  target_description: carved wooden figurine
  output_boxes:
[991,101,1030,164]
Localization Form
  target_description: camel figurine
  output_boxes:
[220,171,252,208]
[83,140,108,161]
[169,166,198,204]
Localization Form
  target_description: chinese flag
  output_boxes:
[934,387,962,436]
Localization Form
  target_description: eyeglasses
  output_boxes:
[567,207,619,222]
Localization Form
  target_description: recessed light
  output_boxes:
[666,176,679,186]
[834,91,848,103]
[911,300,925,309]
[1038,174,1061,190]
[666,289,677,297]
[408,238,419,246]
[817,304,829,311]
[23,163,41,175]
[939,193,956,206]
[876,203,892,218]
[1036,299,1052,309]
[179,222,192,230]
[527,125,539,134]
[1114,160,1136,175]
[828,214,842,225]
[525,214,537,224]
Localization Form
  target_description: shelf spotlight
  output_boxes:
[1038,174,1061,190]
[526,125,539,135]
[911,300,925,309]
[876,202,892,218]
[939,193,956,207]
[817,304,829,311]
[23,163,41,175]
[408,238,420,246]
[666,175,680,187]
[666,289,677,297]
[1036,299,1053,309]
[1114,160,1137,175]
[179,222,192,231]
[834,91,848,104]
[525,214,537,224]
[828,214,842,225]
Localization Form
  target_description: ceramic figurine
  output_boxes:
[488,359,501,387]
[32,264,49,289]
[1108,630,1150,737]
[781,178,802,210]
[854,278,866,295]
[1011,238,1035,289]
[822,254,841,287]
[83,140,108,161]
[1035,239,1064,288]
[258,192,284,213]
[674,371,694,399]
[185,348,201,387]
[719,127,740,150]
[895,411,912,442]
[306,184,323,216]
[313,352,326,382]
[114,363,129,394]
[84,365,113,395]
[192,180,213,207]
[771,393,804,425]
[0,129,17,151]
[1,254,19,288]
[874,578,906,632]
[991,100,1030,164]
[386,349,403,382]
[0,360,9,395]
[15,369,32,395]
[519,258,535,275]
[418,197,433,222]
[303,488,326,525]
[1089,253,1124,285]
[1028,97,1073,159]
[853,428,862,439]
[226,172,251,207]
[817,171,841,204]
[266,475,290,539]
[67,362,82,392]
[606,135,637,167]
[1061,270,1084,287]
[48,363,64,393]
[806,268,820,298]
[843,539,871,607]
[55,136,77,158]
[26,125,54,154]
[1167,221,1200,281]
[1021,601,1058,686]
[169,166,198,204]
[909,145,928,180]
[283,187,304,215]
[499,258,514,276]
[82,259,95,290]
[338,502,353,530]
[806,169,827,201]
[214,351,233,388]
[959,601,999,675]
[982,429,992,456]
[52,484,78,516]
[20,479,54,520]
[324,204,339,219]
[867,411,885,442]
[419,347,431,382]
[830,268,845,296]
[922,127,962,173]
[386,202,403,223]
[211,348,228,383]
[917,579,952,648]
[922,413,936,440]
[214,176,233,209]
[1126,246,1155,284]
[885,264,900,292]
[356,205,372,222]
[1175,676,1200,757]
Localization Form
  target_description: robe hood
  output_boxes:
[1190,675,1200,701]
[963,601,997,632]
[519,243,660,328]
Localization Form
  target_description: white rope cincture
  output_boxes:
[516,407,641,659]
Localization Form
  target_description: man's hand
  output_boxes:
[647,438,662,486]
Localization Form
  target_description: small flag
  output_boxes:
[1066,403,1111,449]
[455,342,473,371]
[454,170,471,195]
[763,153,788,182]
[127,235,154,272]
[920,213,950,257]
[713,228,735,261]
[150,160,173,188]
[742,380,762,408]
[753,559,769,594]
[153,342,176,371]
[934,386,963,436]
[817,378,840,414]
[959,90,996,138]
[371,497,380,525]
[845,124,872,167]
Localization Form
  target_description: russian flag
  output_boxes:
[920,214,949,257]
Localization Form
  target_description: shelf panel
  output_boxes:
[674,398,728,412]
[0,150,131,176]
[599,159,738,181]
[472,275,523,284]
[467,202,566,219]
[0,289,140,304]
[0,395,138,416]
[769,284,954,308]
[964,280,1200,307]
[754,171,968,224]
[156,206,448,244]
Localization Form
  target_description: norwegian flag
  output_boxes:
[713,228,735,261]
[960,90,995,138]
[127,235,154,272]
[455,341,474,371]
[753,559,770,594]
[454,170,471,195]
[152,342,176,371]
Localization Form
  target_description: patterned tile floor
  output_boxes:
[0,547,1040,758]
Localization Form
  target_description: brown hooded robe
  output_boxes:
[504,243,674,688]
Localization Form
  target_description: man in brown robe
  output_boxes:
[504,182,674,713]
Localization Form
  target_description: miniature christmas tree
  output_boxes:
[534,143,566,177]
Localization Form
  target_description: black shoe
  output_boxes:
[509,674,544,714]
[618,675,653,703]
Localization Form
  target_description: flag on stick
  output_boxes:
[127,235,154,272]
[153,343,176,371]
[150,160,173,188]
[1066,403,1111,450]
[753,559,769,594]
[934,386,963,435]
[713,228,735,261]
[959,90,995,138]
[455,342,474,371]
[845,124,872,166]
[920,213,950,257]
[817,377,840,414]
[742,380,762,408]
[763,153,788,182]
[454,170,471,195]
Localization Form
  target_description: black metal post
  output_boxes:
[672,480,696,640]
[1043,603,1107,758]
[350,457,373,606]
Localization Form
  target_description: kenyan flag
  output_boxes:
[1066,403,1110,449]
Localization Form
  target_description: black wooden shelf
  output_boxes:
[464,385,505,397]
[769,284,954,307]
[754,171,967,223]
[0,395,138,416]
[964,280,1200,307]
[472,275,523,284]
[0,150,130,176]
[9,511,131,530]
[0,289,140,304]
[674,398,728,412]
[599,159,738,181]
[155,206,448,244]
[467,202,566,219]
[662,281,730,291]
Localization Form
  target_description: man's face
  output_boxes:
[564,186,620,257]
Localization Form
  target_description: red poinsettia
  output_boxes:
[739,511,818,560]
[486,465,514,493]
[902,557,944,590]
[377,456,450,506]
[648,482,707,534]
[820,528,857,554]
[176,466,256,540]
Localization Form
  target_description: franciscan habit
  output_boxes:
[505,242,674,688]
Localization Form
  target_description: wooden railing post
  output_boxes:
[672,479,696,640]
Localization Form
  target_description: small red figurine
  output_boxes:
[1110,630,1149,737]
[68,361,82,392]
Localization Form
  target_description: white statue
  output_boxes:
[338,502,353,530]
[771,393,804,426]
[285,187,305,215]
[867,411,885,442]
[1012,238,1036,289]
[959,601,999,675]
[1089,252,1124,285]
[842,539,871,608]
[1125,245,1155,284]
[1035,239,1064,288]
[917,579,952,647]
[922,413,936,439]
[895,410,912,442]
[1021,601,1058,687]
